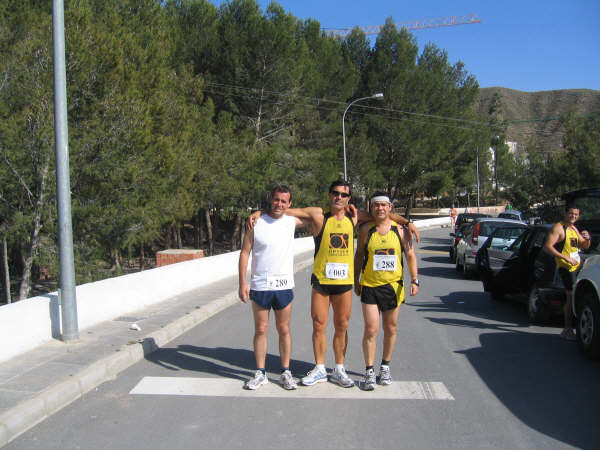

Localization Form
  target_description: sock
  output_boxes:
[366,365,374,372]
[381,360,390,367]
[335,364,344,373]
[281,367,289,374]
[316,364,325,371]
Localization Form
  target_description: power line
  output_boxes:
[202,81,591,138]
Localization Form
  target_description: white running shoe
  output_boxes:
[244,370,268,390]
[329,367,355,388]
[279,370,298,390]
[378,365,392,385]
[301,366,327,386]
[363,368,376,391]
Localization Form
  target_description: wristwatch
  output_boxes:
[411,278,420,286]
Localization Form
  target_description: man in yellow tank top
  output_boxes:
[354,192,419,390]
[248,180,420,388]
[544,204,591,340]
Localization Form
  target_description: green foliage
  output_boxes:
[1,0,595,297]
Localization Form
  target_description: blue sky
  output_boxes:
[212,0,599,93]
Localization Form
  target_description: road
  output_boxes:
[7,228,600,449]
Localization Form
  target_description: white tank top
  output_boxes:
[250,214,296,291]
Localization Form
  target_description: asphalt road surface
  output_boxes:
[7,228,600,450]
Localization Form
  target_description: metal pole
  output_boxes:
[53,0,79,341]
[342,93,383,181]
[476,147,480,212]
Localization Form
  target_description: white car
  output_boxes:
[454,218,527,277]
[573,255,600,359]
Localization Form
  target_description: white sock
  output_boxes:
[335,364,344,373]
[316,364,325,371]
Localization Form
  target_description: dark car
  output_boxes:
[478,224,564,322]
[454,212,491,233]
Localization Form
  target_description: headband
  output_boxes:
[370,195,391,204]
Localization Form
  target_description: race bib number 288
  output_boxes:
[373,254,397,271]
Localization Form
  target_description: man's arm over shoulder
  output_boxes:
[286,206,324,223]
[390,212,420,243]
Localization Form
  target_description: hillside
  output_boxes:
[476,87,600,151]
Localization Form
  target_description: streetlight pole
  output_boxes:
[342,93,383,180]
[53,0,79,341]
[476,147,480,212]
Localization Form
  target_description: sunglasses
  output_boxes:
[330,190,350,198]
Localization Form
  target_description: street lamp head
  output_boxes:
[373,93,384,99]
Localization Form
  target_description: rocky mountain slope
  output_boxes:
[476,87,600,151]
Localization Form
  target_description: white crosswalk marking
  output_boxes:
[130,377,454,400]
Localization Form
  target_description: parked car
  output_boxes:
[573,255,600,359]
[478,224,565,322]
[454,212,491,233]
[479,188,600,324]
[567,188,600,358]
[498,210,526,222]
[449,222,472,263]
[455,218,527,277]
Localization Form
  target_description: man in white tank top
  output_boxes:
[238,186,304,390]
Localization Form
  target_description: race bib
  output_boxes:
[266,274,291,290]
[570,252,580,263]
[374,254,397,271]
[325,263,349,279]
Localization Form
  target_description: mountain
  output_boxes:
[476,87,600,151]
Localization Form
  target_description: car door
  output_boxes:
[455,223,473,264]
[482,227,529,293]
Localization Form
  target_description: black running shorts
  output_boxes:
[311,274,352,296]
[360,281,403,312]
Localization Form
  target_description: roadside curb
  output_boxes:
[0,257,314,447]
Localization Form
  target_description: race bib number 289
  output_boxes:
[266,274,291,289]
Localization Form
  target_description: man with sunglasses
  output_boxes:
[248,180,419,388]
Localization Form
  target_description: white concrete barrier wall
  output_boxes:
[0,218,447,363]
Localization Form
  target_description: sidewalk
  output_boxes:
[0,253,314,447]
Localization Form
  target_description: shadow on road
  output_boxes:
[145,345,315,380]
[414,290,600,449]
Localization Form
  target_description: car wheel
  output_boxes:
[528,286,551,324]
[577,291,600,359]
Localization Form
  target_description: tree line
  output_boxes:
[1,0,597,302]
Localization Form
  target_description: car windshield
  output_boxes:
[508,229,528,250]
[499,213,520,220]
[479,221,523,237]
[488,227,528,249]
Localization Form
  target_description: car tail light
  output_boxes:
[472,223,480,245]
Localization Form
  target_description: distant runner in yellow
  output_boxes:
[354,191,419,390]
[544,204,591,341]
